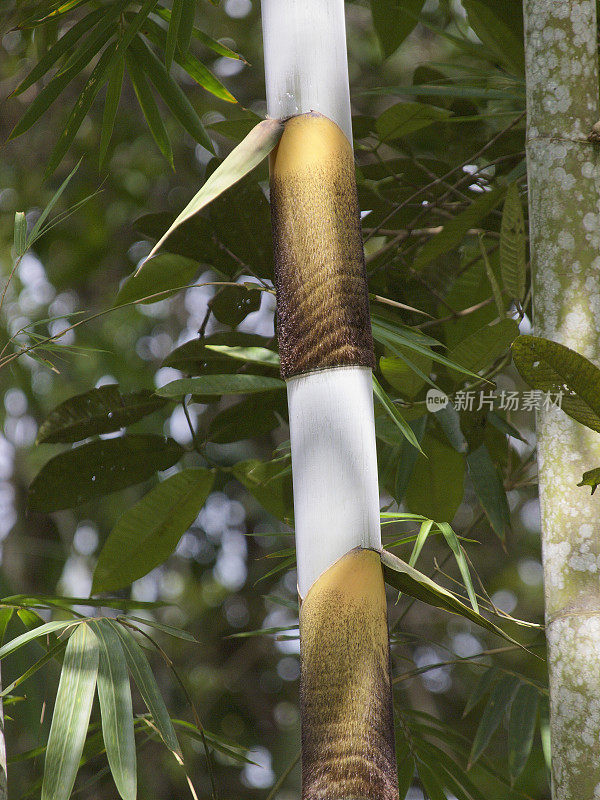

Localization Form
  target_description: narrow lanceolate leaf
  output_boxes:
[413,186,506,271]
[13,211,27,257]
[500,183,526,302]
[28,159,81,245]
[99,54,124,169]
[437,521,478,612]
[129,35,212,151]
[512,334,600,432]
[157,374,285,399]
[126,49,173,167]
[464,667,499,717]
[468,675,521,767]
[37,386,167,443]
[91,620,136,800]
[376,102,452,141]
[373,376,424,452]
[178,0,195,54]
[109,621,181,756]
[165,0,183,71]
[115,253,200,305]
[0,620,75,660]
[508,683,539,783]
[41,624,99,800]
[380,549,523,646]
[28,435,184,512]
[145,118,285,261]
[92,468,214,593]
[466,444,511,542]
[45,42,116,177]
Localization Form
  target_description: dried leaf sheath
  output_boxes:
[270,112,375,379]
[299,548,398,800]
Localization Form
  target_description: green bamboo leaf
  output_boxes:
[91,620,136,800]
[109,622,181,755]
[500,183,527,302]
[380,549,524,647]
[433,401,468,453]
[372,376,424,452]
[408,519,434,567]
[129,35,213,151]
[162,332,271,373]
[10,7,106,97]
[144,117,284,260]
[380,349,432,398]
[464,667,499,716]
[92,468,214,593]
[153,6,246,60]
[123,616,199,642]
[205,345,279,368]
[1,639,67,697]
[363,84,522,101]
[13,211,27,257]
[115,0,159,56]
[370,0,426,57]
[0,620,76,660]
[512,334,600,432]
[508,683,539,783]
[157,374,285,399]
[115,253,200,305]
[448,319,519,378]
[41,624,99,800]
[396,747,415,800]
[480,235,505,318]
[405,434,465,522]
[99,54,124,169]
[2,594,168,611]
[8,21,114,141]
[138,14,235,101]
[232,457,294,523]
[462,0,525,74]
[45,42,117,177]
[209,392,286,443]
[165,0,183,71]
[209,284,261,325]
[416,762,447,800]
[126,49,173,167]
[413,186,506,271]
[27,158,81,246]
[178,0,195,53]
[468,675,520,767]
[0,608,13,645]
[376,101,452,141]
[467,444,511,542]
[37,386,167,444]
[437,521,477,611]
[28,435,184,513]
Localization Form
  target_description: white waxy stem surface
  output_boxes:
[261,0,353,143]
[287,367,381,599]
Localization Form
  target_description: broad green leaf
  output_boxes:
[370,0,426,57]
[578,467,600,494]
[8,20,115,141]
[413,186,506,271]
[162,332,271,374]
[380,347,431,399]
[405,434,465,522]
[209,392,286,443]
[37,386,167,443]
[376,102,452,141]
[145,118,284,260]
[373,375,424,452]
[116,253,200,305]
[10,7,106,97]
[165,0,183,71]
[126,48,173,167]
[28,435,184,512]
[109,622,181,755]
[13,211,27,257]
[129,35,212,152]
[92,468,214,593]
[0,620,75,660]
[209,284,261,326]
[381,549,523,645]
[157,374,285,399]
[508,683,539,783]
[91,620,136,800]
[232,458,293,523]
[467,444,510,542]
[433,401,468,453]
[41,624,99,800]
[512,334,600,432]
[469,675,521,767]
[99,54,124,169]
[206,345,279,368]
[463,0,525,74]
[45,42,116,177]
[448,319,520,377]
[500,183,526,302]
